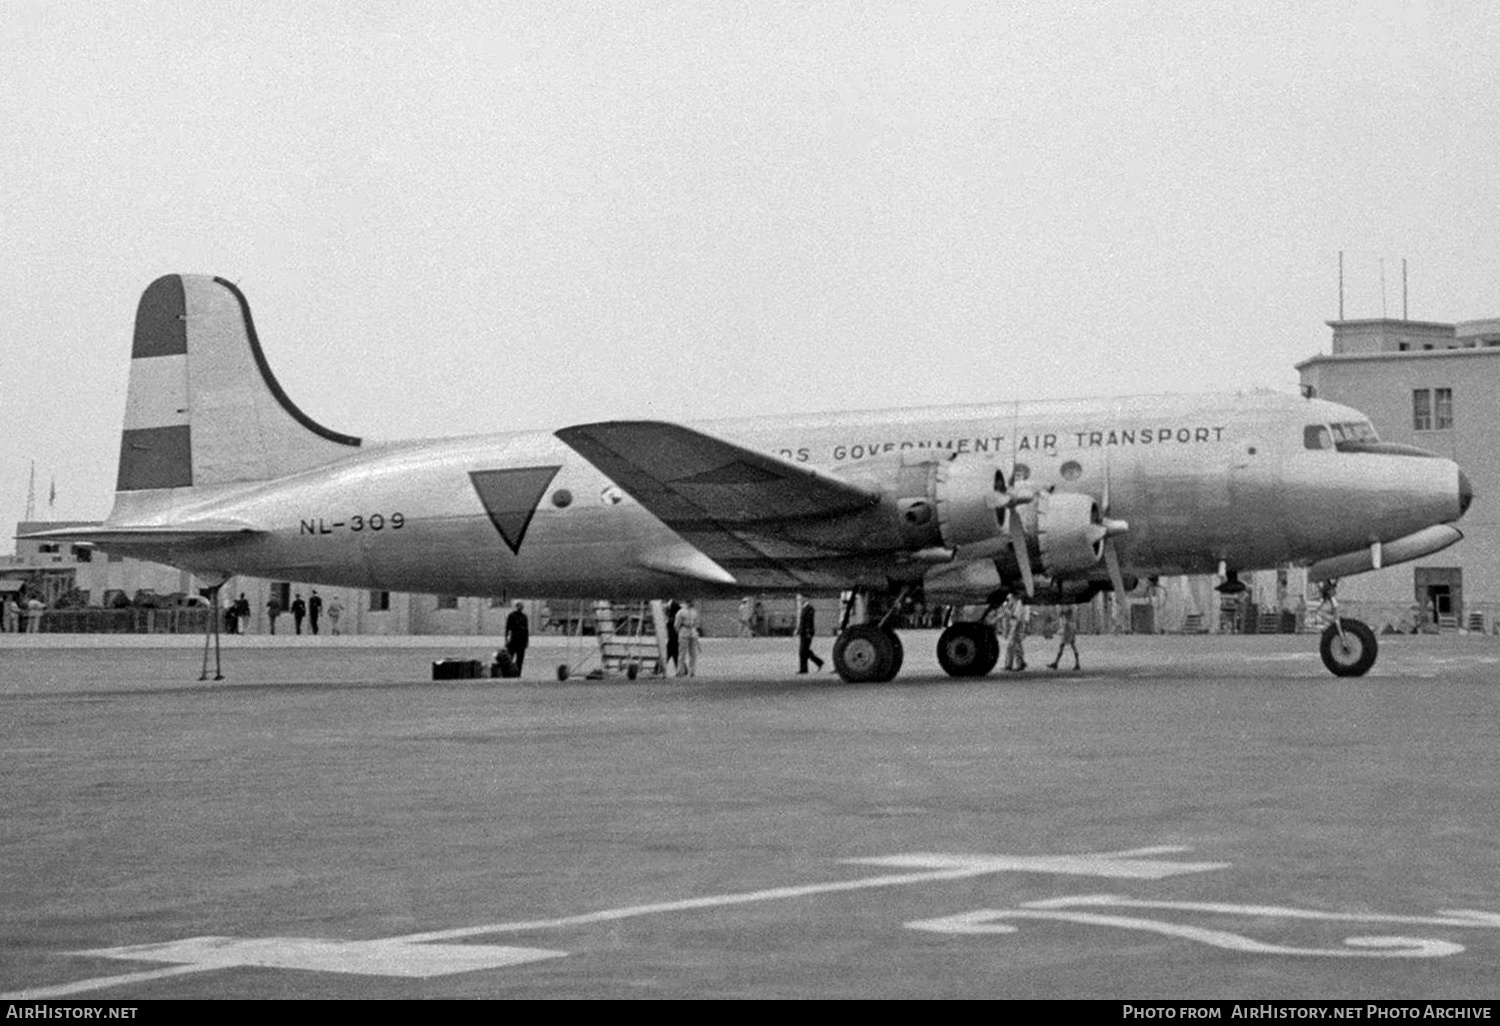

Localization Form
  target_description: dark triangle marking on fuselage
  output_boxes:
[469,466,562,554]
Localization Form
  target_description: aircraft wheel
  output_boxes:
[937,622,1000,677]
[1320,619,1378,677]
[834,624,900,683]
[885,629,904,680]
[556,664,570,681]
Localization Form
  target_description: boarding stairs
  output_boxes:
[593,599,668,678]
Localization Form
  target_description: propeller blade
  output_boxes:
[1104,537,1129,631]
[1005,508,1036,596]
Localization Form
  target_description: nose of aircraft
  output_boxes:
[1459,468,1474,517]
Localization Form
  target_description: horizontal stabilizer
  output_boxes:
[18,520,259,547]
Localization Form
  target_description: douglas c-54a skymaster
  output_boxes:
[28,275,1473,681]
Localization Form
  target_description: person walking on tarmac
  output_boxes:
[674,600,701,676]
[505,601,530,675]
[1003,593,1029,671]
[291,593,307,635]
[796,595,825,673]
[664,597,682,674]
[308,590,323,635]
[1047,605,1081,672]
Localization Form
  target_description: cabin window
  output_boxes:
[1413,389,1432,431]
[1304,425,1333,450]
[1060,460,1083,481]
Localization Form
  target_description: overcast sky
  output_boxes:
[3,1,1497,541]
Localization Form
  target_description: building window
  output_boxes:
[369,590,390,612]
[435,595,459,610]
[1413,389,1432,431]
[72,546,92,562]
[1434,388,1453,430]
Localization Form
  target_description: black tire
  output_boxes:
[834,624,900,683]
[1320,619,1378,677]
[937,622,1000,677]
[885,629,904,680]
[556,664,570,681]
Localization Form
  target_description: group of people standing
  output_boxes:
[244,590,342,635]
[663,598,701,675]
[2,594,45,633]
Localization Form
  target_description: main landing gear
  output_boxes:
[1315,578,1378,677]
[832,624,905,683]
[829,588,1003,683]
[829,588,907,683]
[936,620,1001,677]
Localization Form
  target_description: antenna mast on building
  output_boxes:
[1338,250,1344,320]
[1403,258,1408,321]
[24,460,35,522]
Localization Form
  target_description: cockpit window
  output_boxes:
[1331,421,1379,444]
[1306,421,1380,451]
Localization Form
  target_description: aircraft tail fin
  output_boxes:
[114,275,361,509]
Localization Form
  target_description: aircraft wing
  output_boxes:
[555,420,880,585]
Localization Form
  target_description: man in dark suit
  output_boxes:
[797,595,825,674]
[505,602,530,675]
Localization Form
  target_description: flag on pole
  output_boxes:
[49,477,56,509]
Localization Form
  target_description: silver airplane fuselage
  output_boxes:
[106,391,1469,601]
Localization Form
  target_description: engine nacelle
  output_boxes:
[835,453,1009,556]
[1029,491,1107,575]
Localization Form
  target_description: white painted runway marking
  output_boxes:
[907,893,1500,958]
[5,938,564,1000]
[399,846,1229,942]
[4,846,1222,998]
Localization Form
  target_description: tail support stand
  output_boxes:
[200,584,223,682]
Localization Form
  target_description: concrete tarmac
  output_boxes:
[2,631,1499,1000]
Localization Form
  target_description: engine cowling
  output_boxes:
[1027,491,1108,575]
[835,453,1010,556]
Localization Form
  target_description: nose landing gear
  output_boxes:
[1315,579,1378,677]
